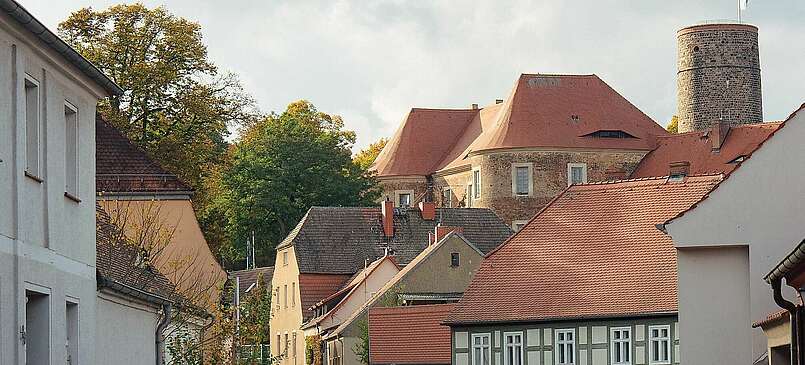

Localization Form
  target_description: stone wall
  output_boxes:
[677,23,762,133]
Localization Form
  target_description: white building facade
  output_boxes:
[664,105,805,364]
[0,1,121,364]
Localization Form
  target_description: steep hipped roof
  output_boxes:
[631,123,781,178]
[373,74,667,176]
[280,206,512,274]
[95,116,192,194]
[230,266,274,300]
[369,304,455,365]
[96,204,176,303]
[445,175,721,325]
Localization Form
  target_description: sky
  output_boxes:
[19,0,805,151]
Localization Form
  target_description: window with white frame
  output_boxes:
[649,325,671,364]
[512,220,528,232]
[64,102,79,198]
[611,327,632,365]
[472,333,491,365]
[567,163,588,186]
[472,168,481,199]
[555,329,575,365]
[24,75,42,178]
[442,188,452,207]
[503,332,522,365]
[511,163,532,196]
[395,190,413,207]
[466,184,473,208]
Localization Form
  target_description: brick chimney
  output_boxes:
[419,201,436,220]
[669,161,691,179]
[381,200,394,238]
[711,121,730,151]
[434,225,463,243]
[605,167,627,181]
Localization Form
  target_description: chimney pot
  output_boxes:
[419,201,436,220]
[381,200,394,238]
[471,103,479,110]
[434,225,464,243]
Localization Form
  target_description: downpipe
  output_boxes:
[772,278,799,365]
[156,304,173,365]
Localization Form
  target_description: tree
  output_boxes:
[58,4,260,195]
[666,115,679,134]
[353,138,388,170]
[212,101,380,267]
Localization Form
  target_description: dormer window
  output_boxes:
[583,130,637,139]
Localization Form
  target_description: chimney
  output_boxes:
[669,161,691,180]
[428,232,435,245]
[605,167,627,181]
[381,199,394,238]
[495,99,504,104]
[434,225,463,243]
[711,121,730,151]
[419,201,436,220]
[471,103,479,110]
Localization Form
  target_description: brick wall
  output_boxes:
[677,23,762,133]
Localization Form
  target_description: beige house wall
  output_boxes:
[665,107,805,364]
[98,198,227,306]
[270,245,305,365]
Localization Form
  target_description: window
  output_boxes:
[275,287,280,312]
[649,325,671,364]
[450,252,460,267]
[611,327,632,365]
[284,333,289,354]
[292,332,297,359]
[283,251,288,266]
[555,329,575,365]
[395,190,414,207]
[25,75,41,178]
[291,282,296,307]
[512,220,528,232]
[284,284,288,308]
[466,184,473,208]
[567,163,587,186]
[503,332,523,365]
[276,333,281,354]
[66,300,79,365]
[511,163,532,196]
[64,102,79,198]
[472,168,481,199]
[472,333,491,365]
[442,188,452,207]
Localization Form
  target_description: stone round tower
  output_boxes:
[676,23,762,133]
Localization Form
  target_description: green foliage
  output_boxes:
[306,335,323,365]
[58,4,260,210]
[666,115,679,134]
[210,100,381,266]
[352,319,370,365]
[353,138,388,170]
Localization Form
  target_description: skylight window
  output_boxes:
[583,130,637,139]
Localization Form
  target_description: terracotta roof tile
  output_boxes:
[373,74,667,176]
[445,175,721,325]
[369,304,455,365]
[752,309,790,329]
[299,274,352,321]
[281,207,512,274]
[631,123,781,178]
[95,116,192,193]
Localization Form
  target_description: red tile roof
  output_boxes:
[95,116,192,194]
[752,309,790,329]
[369,304,455,365]
[373,74,667,176]
[631,123,781,178]
[299,273,352,320]
[444,175,721,325]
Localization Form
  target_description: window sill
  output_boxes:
[25,171,44,183]
[64,192,81,203]
[513,193,532,198]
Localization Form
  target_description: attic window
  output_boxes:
[451,252,460,267]
[583,130,636,139]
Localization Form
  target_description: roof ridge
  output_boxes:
[410,107,480,112]
[519,73,597,78]
[576,173,723,186]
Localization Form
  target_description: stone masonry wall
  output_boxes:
[677,23,762,133]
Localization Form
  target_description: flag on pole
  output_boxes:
[740,0,749,10]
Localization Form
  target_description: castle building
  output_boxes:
[371,74,668,227]
[676,23,762,133]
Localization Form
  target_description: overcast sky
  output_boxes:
[19,0,805,151]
